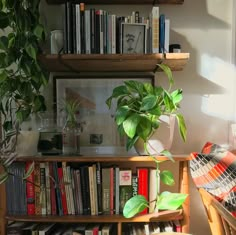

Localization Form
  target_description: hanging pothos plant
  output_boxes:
[0,0,48,132]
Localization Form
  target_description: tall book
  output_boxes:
[149,168,159,213]
[75,4,81,54]
[164,18,170,53]
[62,162,71,214]
[67,165,76,215]
[49,162,57,215]
[80,2,85,54]
[102,167,111,214]
[66,1,73,54]
[39,162,47,215]
[45,162,51,215]
[96,162,103,215]
[25,161,35,215]
[159,14,165,53]
[85,9,91,54]
[34,162,41,215]
[119,169,132,213]
[90,8,96,54]
[137,168,149,214]
[88,164,96,215]
[151,6,159,53]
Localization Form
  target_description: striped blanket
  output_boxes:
[190,142,236,217]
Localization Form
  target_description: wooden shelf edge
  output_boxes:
[15,155,191,162]
[5,209,183,223]
[38,53,190,72]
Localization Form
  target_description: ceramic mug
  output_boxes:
[50,30,63,54]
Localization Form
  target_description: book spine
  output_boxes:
[102,167,110,214]
[151,6,159,53]
[80,2,85,54]
[67,165,76,215]
[45,162,51,215]
[57,166,68,215]
[49,162,57,215]
[132,174,138,197]
[75,4,81,54]
[39,162,47,215]
[72,3,77,53]
[96,162,103,215]
[159,14,165,53]
[62,162,71,214]
[164,18,170,53]
[88,165,96,215]
[110,167,114,215]
[25,161,35,215]
[115,166,120,215]
[75,169,83,215]
[34,162,41,215]
[90,8,96,54]
[137,168,149,214]
[66,1,73,54]
[85,9,91,54]
[149,168,159,213]
[95,10,100,54]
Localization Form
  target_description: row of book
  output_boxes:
[6,161,161,216]
[62,2,169,55]
[7,221,181,235]
[6,222,116,235]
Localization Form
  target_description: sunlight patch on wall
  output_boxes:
[206,0,232,24]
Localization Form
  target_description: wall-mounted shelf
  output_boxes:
[38,53,189,73]
[46,0,184,5]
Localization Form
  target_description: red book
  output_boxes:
[137,168,149,214]
[49,162,57,215]
[57,167,68,215]
[25,161,35,215]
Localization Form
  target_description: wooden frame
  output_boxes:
[53,74,154,155]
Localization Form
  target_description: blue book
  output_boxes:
[159,14,165,53]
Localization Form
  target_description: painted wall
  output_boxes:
[40,0,234,234]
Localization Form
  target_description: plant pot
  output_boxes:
[16,131,40,157]
[134,115,175,155]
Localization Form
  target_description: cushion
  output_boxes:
[190,142,236,217]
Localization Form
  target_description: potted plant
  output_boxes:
[106,63,188,218]
[0,0,48,133]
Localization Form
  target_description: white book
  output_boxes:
[149,168,159,213]
[67,165,76,215]
[75,4,81,54]
[99,10,104,54]
[85,9,91,54]
[164,18,170,53]
[39,162,47,215]
[151,6,159,53]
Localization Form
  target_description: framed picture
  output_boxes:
[121,23,147,54]
[53,74,154,155]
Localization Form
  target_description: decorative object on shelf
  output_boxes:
[106,63,188,218]
[50,30,64,54]
[121,23,147,54]
[61,98,82,155]
[0,0,49,133]
[54,74,153,155]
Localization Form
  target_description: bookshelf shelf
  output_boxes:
[46,0,184,5]
[5,209,183,223]
[38,53,190,73]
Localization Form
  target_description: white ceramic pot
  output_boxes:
[134,115,175,155]
[16,131,40,156]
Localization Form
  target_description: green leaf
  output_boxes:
[171,89,183,104]
[0,36,8,50]
[25,43,37,60]
[176,114,187,142]
[0,171,8,184]
[0,11,9,28]
[115,106,130,125]
[161,150,174,162]
[156,64,174,87]
[33,24,44,40]
[160,170,175,186]
[123,195,148,218]
[157,191,188,210]
[123,113,141,138]
[23,162,35,180]
[126,135,139,151]
[143,82,154,94]
[136,117,152,141]
[140,95,158,111]
[124,80,143,94]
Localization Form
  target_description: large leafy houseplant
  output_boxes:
[0,0,48,132]
[106,64,188,218]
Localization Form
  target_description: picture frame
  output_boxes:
[121,23,147,54]
[53,74,154,155]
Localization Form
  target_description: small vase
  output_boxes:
[62,117,81,155]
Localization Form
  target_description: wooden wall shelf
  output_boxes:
[46,0,184,5]
[38,53,189,73]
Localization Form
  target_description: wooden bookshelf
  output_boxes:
[38,53,190,73]
[46,0,184,5]
[0,155,190,235]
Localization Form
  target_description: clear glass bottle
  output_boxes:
[62,114,81,155]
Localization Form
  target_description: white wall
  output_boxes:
[41,0,235,234]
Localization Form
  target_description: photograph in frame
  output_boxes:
[53,75,154,155]
[121,23,147,54]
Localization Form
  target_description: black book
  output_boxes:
[63,3,68,53]
[80,165,91,215]
[66,1,73,54]
[80,2,85,54]
[72,3,77,53]
[116,16,125,54]
[6,221,26,235]
[95,10,100,54]
[90,8,96,54]
[22,223,39,235]
[96,162,103,215]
